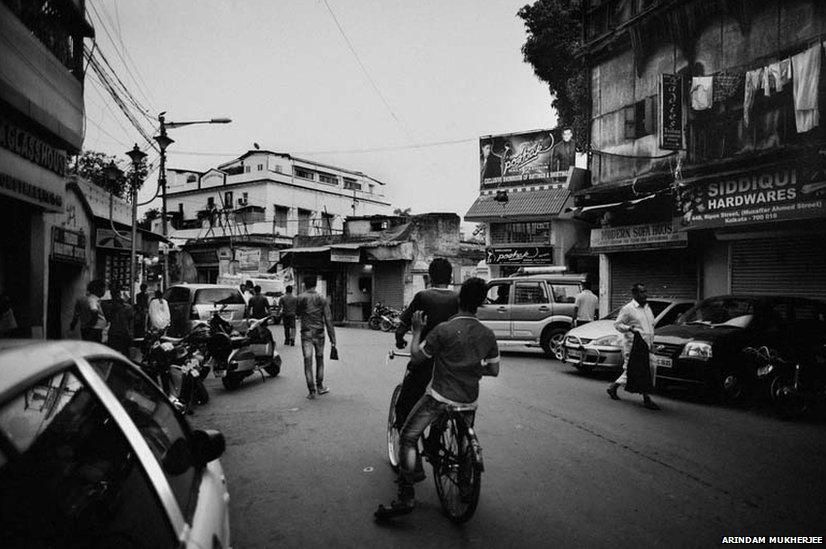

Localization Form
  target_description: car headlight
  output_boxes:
[592,335,621,347]
[681,341,713,359]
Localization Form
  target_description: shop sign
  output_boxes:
[676,167,826,229]
[51,227,86,263]
[96,228,140,250]
[0,171,63,210]
[330,248,360,263]
[659,74,684,150]
[485,246,553,265]
[236,248,261,271]
[591,220,687,251]
[0,115,67,176]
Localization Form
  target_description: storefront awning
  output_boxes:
[565,194,655,215]
[464,187,571,221]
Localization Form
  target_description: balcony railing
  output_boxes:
[490,222,551,245]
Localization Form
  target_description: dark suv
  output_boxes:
[651,295,826,400]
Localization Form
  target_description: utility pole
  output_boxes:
[126,144,147,303]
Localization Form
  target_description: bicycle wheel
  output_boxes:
[432,414,481,523]
[387,384,402,471]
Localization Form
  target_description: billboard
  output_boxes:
[480,129,566,190]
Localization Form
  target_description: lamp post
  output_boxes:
[126,144,147,304]
[154,113,231,289]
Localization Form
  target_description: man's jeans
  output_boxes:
[399,395,449,485]
[283,314,296,343]
[301,329,325,390]
[393,358,434,429]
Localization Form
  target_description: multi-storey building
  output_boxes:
[0,0,94,338]
[161,150,392,283]
[578,0,826,315]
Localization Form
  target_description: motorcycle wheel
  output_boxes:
[221,373,243,390]
[380,319,394,332]
[770,376,806,419]
[369,316,382,330]
[265,355,282,377]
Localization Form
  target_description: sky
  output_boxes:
[82,0,557,219]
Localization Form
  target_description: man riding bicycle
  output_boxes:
[393,258,458,429]
[375,277,500,519]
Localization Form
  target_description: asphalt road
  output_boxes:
[192,327,826,548]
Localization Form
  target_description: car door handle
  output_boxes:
[538,306,549,312]
[497,307,507,313]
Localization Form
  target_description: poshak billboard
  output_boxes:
[676,166,826,229]
[479,129,561,190]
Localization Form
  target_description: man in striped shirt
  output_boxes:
[375,277,500,519]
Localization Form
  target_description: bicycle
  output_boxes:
[385,349,484,523]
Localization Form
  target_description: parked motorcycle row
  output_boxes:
[131,305,283,414]
[369,302,403,332]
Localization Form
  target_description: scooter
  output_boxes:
[207,309,282,390]
[749,344,826,419]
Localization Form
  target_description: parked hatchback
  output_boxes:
[165,284,247,336]
[0,340,231,548]
[478,272,586,359]
[651,295,826,400]
[563,298,695,373]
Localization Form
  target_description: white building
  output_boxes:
[162,150,393,282]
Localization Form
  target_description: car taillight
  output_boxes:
[190,307,200,320]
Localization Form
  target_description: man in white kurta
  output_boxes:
[606,284,660,410]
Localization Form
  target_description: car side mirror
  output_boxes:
[191,429,226,465]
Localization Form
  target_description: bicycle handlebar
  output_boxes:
[388,349,411,360]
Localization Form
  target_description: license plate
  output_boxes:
[567,349,581,360]
[651,354,672,369]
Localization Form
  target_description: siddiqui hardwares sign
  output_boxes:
[677,167,826,229]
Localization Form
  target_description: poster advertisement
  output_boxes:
[676,166,826,229]
[660,74,684,150]
[485,246,553,265]
[480,129,566,190]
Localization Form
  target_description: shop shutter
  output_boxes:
[610,250,697,310]
[373,262,405,310]
[731,236,826,301]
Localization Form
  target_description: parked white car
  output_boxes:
[563,298,695,373]
[0,340,231,548]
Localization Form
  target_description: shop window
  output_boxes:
[490,222,550,245]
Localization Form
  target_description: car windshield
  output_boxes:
[679,297,756,327]
[195,288,245,305]
[600,300,669,320]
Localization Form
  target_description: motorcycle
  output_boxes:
[380,309,403,332]
[368,302,388,330]
[748,344,826,419]
[207,308,282,390]
[133,326,211,414]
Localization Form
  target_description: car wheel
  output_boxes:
[720,371,744,402]
[541,328,567,361]
[221,373,243,390]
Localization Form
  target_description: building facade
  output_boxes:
[580,0,826,315]
[0,0,94,338]
[162,151,393,283]
[280,213,485,323]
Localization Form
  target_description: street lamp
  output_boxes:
[126,144,147,304]
[154,112,231,289]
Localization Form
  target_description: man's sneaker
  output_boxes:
[307,392,316,400]
[374,498,414,520]
[317,385,330,395]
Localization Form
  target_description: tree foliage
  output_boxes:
[518,0,588,141]
[138,207,160,230]
[70,150,149,199]
[393,207,412,217]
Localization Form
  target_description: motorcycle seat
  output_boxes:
[230,336,250,348]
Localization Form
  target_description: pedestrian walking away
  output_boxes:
[280,285,298,346]
[606,283,660,410]
[70,280,107,342]
[148,289,171,332]
[296,275,336,399]
[107,286,134,356]
[393,258,459,430]
[247,285,270,320]
[573,280,598,327]
[134,283,149,337]
[375,277,500,519]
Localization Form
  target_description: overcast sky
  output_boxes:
[82,0,557,218]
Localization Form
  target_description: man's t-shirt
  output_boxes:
[248,294,270,319]
[574,289,599,321]
[421,316,499,405]
[280,293,298,316]
[76,294,107,331]
[396,287,459,342]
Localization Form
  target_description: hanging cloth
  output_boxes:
[743,67,763,126]
[763,59,792,96]
[691,76,713,110]
[713,73,743,103]
[792,44,822,133]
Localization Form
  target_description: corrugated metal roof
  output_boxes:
[464,187,571,220]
